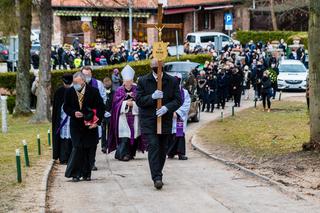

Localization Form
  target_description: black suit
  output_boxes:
[136,72,181,182]
[136,73,182,134]
[63,85,104,179]
[101,88,114,150]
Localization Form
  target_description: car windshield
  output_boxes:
[279,64,307,73]
[187,35,196,43]
[165,63,199,80]
[31,46,40,51]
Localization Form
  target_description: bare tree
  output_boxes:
[14,0,32,116]
[304,0,320,150]
[0,0,18,36]
[31,0,52,122]
[270,0,278,30]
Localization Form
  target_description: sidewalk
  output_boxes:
[47,92,319,213]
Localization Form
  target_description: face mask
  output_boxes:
[85,76,92,83]
[73,83,83,91]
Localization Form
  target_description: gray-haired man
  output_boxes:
[63,72,105,182]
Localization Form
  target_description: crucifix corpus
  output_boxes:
[138,3,183,134]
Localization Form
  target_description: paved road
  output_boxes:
[47,93,318,213]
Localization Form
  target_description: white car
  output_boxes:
[31,29,40,43]
[186,32,240,50]
[277,60,308,90]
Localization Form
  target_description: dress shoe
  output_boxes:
[92,166,98,171]
[122,155,130,161]
[178,155,188,160]
[83,177,91,181]
[154,180,163,190]
[101,148,107,154]
[167,155,174,159]
[72,177,80,182]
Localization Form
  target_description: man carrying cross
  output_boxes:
[136,59,181,190]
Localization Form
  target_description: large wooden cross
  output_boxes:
[138,3,183,134]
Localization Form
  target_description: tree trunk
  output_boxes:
[270,0,278,31]
[31,0,52,123]
[14,0,32,116]
[304,0,320,150]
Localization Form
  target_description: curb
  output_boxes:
[39,159,55,213]
[190,135,305,201]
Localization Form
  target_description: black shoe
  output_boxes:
[83,177,91,181]
[60,161,67,165]
[122,155,130,161]
[92,166,98,171]
[154,180,163,190]
[178,155,188,160]
[168,155,174,159]
[101,147,107,154]
[72,177,80,182]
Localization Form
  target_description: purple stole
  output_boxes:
[90,78,98,89]
[176,88,185,137]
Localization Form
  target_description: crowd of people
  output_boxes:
[184,41,289,113]
[31,37,151,70]
[52,61,186,189]
[51,38,306,189]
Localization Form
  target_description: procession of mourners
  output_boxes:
[52,38,307,189]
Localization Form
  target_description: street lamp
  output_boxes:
[128,0,133,54]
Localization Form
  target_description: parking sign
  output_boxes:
[224,13,233,31]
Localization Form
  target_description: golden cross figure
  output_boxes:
[138,3,183,134]
[138,4,183,42]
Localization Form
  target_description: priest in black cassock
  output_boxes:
[63,72,104,182]
[136,59,182,190]
[52,73,73,164]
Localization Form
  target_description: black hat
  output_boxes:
[62,73,73,85]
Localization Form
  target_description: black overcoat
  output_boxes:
[52,86,67,160]
[63,85,105,148]
[136,72,182,135]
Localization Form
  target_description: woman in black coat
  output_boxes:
[261,71,273,112]
[231,68,244,107]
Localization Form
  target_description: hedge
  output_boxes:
[235,31,308,49]
[0,54,212,94]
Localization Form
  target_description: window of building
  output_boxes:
[204,13,209,29]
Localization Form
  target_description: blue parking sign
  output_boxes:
[224,13,233,31]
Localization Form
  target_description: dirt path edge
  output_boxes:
[191,134,307,201]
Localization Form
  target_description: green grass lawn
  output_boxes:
[0,114,51,211]
[198,101,310,158]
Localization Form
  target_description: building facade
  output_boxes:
[52,0,250,45]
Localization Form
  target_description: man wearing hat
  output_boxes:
[107,65,146,161]
[136,59,182,190]
[52,73,74,164]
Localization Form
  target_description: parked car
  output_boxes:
[186,32,240,50]
[30,42,41,56]
[0,44,9,62]
[277,60,308,91]
[164,61,201,122]
[31,29,41,43]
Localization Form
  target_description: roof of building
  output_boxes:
[52,0,235,9]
